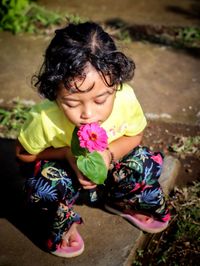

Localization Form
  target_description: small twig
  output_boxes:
[191,221,200,226]
[180,199,200,207]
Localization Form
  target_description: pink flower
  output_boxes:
[151,154,163,165]
[77,123,108,152]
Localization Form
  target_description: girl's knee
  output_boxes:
[26,160,78,205]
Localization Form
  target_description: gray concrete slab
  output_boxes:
[159,155,181,195]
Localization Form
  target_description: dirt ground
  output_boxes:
[142,120,200,187]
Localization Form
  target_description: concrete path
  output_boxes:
[0,1,199,265]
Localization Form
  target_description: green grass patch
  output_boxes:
[0,0,86,34]
[178,27,200,44]
[169,136,200,158]
[0,102,31,138]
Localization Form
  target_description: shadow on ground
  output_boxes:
[166,0,200,23]
[0,138,98,251]
[0,139,44,248]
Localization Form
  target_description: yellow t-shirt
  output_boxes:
[18,83,147,155]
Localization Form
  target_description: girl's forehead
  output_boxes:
[66,65,109,93]
[58,72,114,99]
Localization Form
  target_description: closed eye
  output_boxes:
[63,101,80,108]
[94,95,108,105]
[95,99,107,105]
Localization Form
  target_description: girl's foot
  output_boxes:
[128,212,154,224]
[105,203,169,233]
[51,223,84,258]
[61,223,81,248]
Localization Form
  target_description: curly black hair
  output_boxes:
[33,22,135,100]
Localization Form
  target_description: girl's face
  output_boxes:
[56,64,116,127]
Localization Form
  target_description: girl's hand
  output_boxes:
[65,149,97,189]
[76,170,97,190]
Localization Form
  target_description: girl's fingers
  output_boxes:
[78,177,97,189]
[82,184,97,189]
[80,180,97,189]
[77,171,97,189]
[79,178,93,185]
[78,175,96,186]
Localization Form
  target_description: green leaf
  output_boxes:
[71,127,86,156]
[77,151,107,184]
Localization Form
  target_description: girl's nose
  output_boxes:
[80,106,93,120]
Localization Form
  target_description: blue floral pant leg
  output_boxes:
[25,160,82,252]
[106,146,170,222]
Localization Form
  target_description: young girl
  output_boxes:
[16,22,170,258]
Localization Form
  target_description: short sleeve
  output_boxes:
[125,96,147,136]
[18,111,49,155]
[102,84,147,142]
[119,84,147,136]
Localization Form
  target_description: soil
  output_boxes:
[142,120,200,187]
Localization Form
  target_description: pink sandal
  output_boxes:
[51,230,84,258]
[105,204,169,233]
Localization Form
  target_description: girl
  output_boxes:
[16,22,170,258]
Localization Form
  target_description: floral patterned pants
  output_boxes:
[24,146,170,251]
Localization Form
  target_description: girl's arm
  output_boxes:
[109,131,143,161]
[15,140,69,162]
[101,131,143,167]
[16,140,81,172]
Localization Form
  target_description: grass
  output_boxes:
[169,136,200,158]
[178,27,200,46]
[0,0,86,34]
[0,102,31,139]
